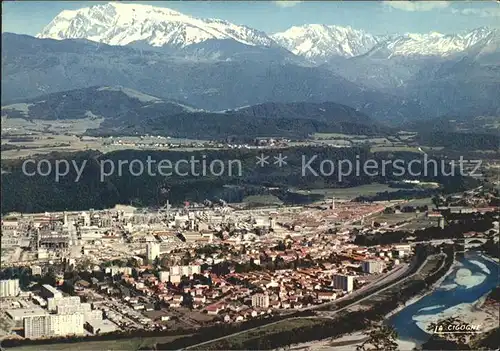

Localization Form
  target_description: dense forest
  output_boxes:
[1,146,480,213]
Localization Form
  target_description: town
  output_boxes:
[1,186,498,346]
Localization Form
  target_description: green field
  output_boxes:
[242,195,283,205]
[293,183,397,200]
[6,334,187,351]
[370,146,421,153]
[310,133,424,154]
[405,197,434,207]
[312,133,366,139]
[1,131,211,159]
[191,318,330,350]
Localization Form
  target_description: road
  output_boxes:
[182,254,441,350]
[298,263,408,312]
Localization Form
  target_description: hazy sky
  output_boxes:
[2,1,500,36]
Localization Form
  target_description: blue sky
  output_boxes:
[2,1,500,36]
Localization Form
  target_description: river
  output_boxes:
[387,251,499,345]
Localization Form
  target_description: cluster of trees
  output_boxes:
[356,325,399,351]
[1,146,478,214]
[383,204,429,214]
[93,111,389,142]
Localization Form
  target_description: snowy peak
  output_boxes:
[36,4,497,61]
[37,2,273,48]
[368,27,496,58]
[272,25,496,61]
[271,24,379,60]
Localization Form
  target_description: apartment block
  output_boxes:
[0,279,20,297]
[362,260,385,274]
[251,293,270,308]
[332,274,354,293]
[40,284,63,299]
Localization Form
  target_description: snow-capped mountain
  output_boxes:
[365,27,495,59]
[37,2,274,48]
[271,24,379,60]
[37,2,496,62]
[272,25,496,61]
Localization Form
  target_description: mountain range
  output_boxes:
[37,3,274,48]
[1,86,387,140]
[2,2,500,125]
[36,3,497,61]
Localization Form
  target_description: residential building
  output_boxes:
[48,296,81,312]
[146,242,160,261]
[0,279,20,297]
[24,315,51,339]
[362,260,385,274]
[251,293,270,308]
[169,265,201,277]
[40,284,63,299]
[332,274,354,293]
[51,313,85,336]
[23,312,84,339]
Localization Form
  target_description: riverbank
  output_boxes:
[386,252,456,320]
[277,330,418,351]
[388,250,499,347]
[481,252,499,264]
[274,253,450,351]
[384,253,456,349]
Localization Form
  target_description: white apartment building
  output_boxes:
[169,265,201,277]
[24,311,87,338]
[48,296,81,312]
[83,309,103,322]
[56,302,90,315]
[251,293,270,308]
[362,260,385,274]
[0,279,20,297]
[146,242,160,261]
[24,313,84,339]
[51,313,85,336]
[332,274,354,293]
[24,315,51,339]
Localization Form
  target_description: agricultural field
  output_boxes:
[1,131,211,159]
[370,146,422,153]
[310,132,423,153]
[1,117,105,135]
